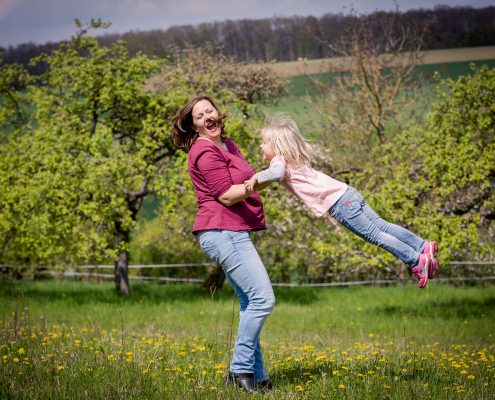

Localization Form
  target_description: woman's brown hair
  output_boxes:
[171,95,226,153]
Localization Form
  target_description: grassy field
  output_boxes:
[268,46,495,78]
[1,280,494,399]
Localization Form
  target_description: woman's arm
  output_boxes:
[254,181,272,191]
[218,184,253,207]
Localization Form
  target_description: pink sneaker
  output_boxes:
[423,241,440,279]
[411,253,430,288]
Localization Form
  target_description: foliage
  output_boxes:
[0,29,178,286]
[0,20,289,291]
[327,65,495,266]
[1,17,493,288]
[144,43,288,110]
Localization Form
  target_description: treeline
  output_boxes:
[2,5,495,74]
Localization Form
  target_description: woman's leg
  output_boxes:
[225,275,269,381]
[197,230,275,381]
[330,187,424,267]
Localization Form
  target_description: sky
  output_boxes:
[1,0,494,48]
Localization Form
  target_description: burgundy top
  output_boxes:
[188,138,266,234]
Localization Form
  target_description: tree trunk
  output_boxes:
[202,263,225,291]
[114,249,130,296]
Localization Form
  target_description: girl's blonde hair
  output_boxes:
[260,113,311,167]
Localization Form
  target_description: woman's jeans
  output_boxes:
[329,187,425,267]
[197,230,275,381]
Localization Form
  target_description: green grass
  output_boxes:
[285,60,495,97]
[1,280,494,399]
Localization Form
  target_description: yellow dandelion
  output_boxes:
[210,386,217,391]
[338,384,346,389]
[18,348,25,355]
[57,365,64,371]
[467,375,475,380]
[295,385,304,392]
[13,358,20,363]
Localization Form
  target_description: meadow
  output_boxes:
[1,280,494,399]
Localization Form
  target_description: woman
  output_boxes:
[171,95,275,392]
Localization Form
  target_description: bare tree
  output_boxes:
[306,8,432,171]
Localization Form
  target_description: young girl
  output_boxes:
[245,114,440,288]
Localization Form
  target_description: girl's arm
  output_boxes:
[257,163,285,183]
[245,162,285,192]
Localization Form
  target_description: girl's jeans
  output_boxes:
[329,187,425,267]
[197,230,275,381]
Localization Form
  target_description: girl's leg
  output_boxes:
[361,203,425,253]
[330,187,423,267]
[197,230,274,380]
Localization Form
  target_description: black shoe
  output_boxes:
[256,379,273,391]
[226,372,257,392]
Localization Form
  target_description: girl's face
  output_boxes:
[192,99,221,143]
[260,139,276,161]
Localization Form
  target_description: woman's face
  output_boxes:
[192,99,222,143]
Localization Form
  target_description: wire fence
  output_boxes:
[2,261,495,287]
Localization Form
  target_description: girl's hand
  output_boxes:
[244,176,257,193]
